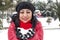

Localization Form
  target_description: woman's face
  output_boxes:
[19,9,32,23]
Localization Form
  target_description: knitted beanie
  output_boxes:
[16,2,35,13]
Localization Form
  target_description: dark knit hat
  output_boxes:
[16,2,35,13]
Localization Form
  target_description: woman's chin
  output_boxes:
[22,21,28,23]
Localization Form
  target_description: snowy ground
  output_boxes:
[0,29,8,40]
[44,29,60,40]
[0,29,60,40]
[37,17,60,29]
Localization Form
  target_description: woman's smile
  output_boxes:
[22,17,29,21]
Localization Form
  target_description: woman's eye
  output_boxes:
[20,12,24,14]
[27,12,30,13]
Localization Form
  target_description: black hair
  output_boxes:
[11,2,38,29]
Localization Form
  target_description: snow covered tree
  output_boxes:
[42,0,58,20]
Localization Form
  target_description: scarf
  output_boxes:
[20,20,32,30]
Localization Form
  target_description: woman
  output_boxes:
[8,2,43,40]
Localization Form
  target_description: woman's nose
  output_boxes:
[23,12,27,16]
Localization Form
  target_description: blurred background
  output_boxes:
[0,0,60,40]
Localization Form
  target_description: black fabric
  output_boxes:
[16,2,35,13]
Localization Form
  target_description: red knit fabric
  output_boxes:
[20,20,32,30]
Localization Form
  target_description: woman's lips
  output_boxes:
[22,18,28,21]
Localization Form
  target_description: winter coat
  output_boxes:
[8,21,43,40]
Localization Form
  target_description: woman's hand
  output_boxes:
[16,27,35,40]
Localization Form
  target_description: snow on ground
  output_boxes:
[2,19,10,27]
[0,29,60,40]
[44,29,60,40]
[0,29,8,40]
[37,17,60,29]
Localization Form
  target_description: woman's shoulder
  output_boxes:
[36,21,42,25]
[8,22,15,28]
[35,21,42,28]
[34,21,43,31]
[10,22,15,26]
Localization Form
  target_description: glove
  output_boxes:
[16,27,35,40]
[24,28,35,39]
[16,27,24,39]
